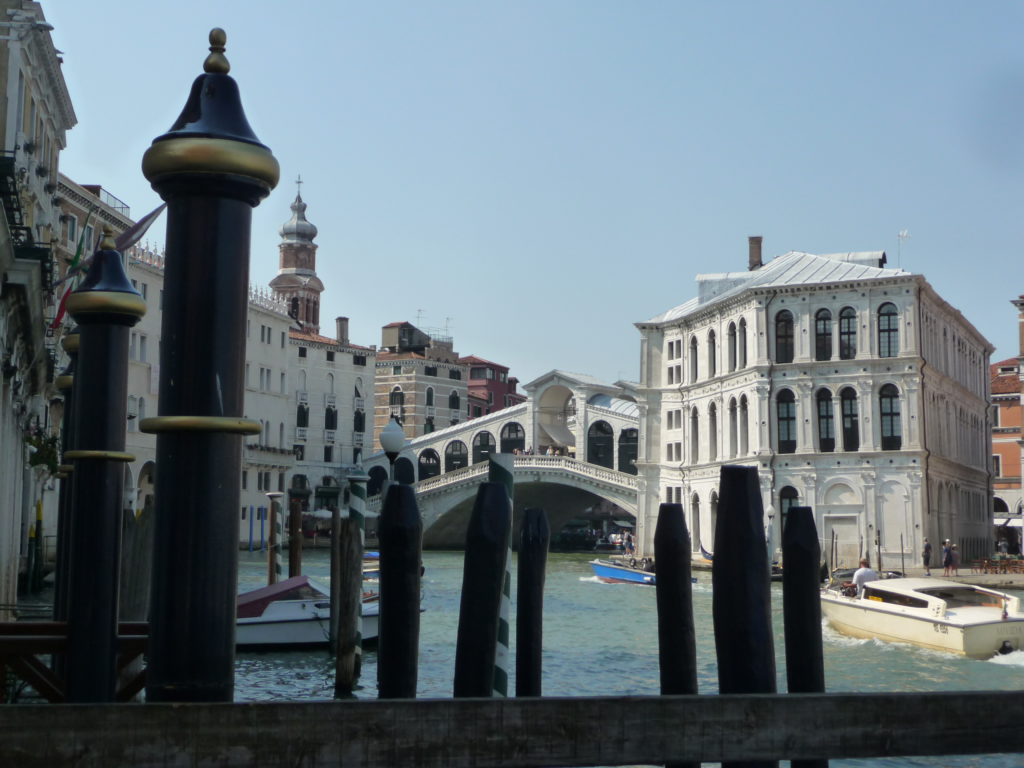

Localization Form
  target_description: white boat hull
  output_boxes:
[237,598,379,649]
[821,578,1024,659]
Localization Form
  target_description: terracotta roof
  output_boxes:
[289,329,374,352]
[459,355,509,370]
[991,359,1021,394]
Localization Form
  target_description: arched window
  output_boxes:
[708,402,718,460]
[727,322,737,372]
[689,407,699,463]
[880,384,902,450]
[418,449,441,480]
[780,486,799,530]
[324,407,338,430]
[816,388,835,452]
[739,395,749,456]
[689,336,698,382]
[839,307,857,359]
[500,422,525,453]
[840,387,859,451]
[587,421,614,469]
[326,372,334,393]
[728,397,738,458]
[426,387,434,407]
[296,403,309,428]
[448,391,460,411]
[389,387,404,407]
[279,422,284,447]
[472,431,496,464]
[707,330,717,378]
[445,440,468,472]
[690,493,701,552]
[775,310,794,363]
[815,309,832,361]
[618,428,638,474]
[878,303,899,358]
[353,410,365,432]
[738,318,748,368]
[777,389,796,454]
[709,491,719,550]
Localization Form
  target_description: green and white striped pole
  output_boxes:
[267,492,283,585]
[488,453,514,697]
[347,471,369,657]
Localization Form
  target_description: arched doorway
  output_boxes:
[418,449,441,481]
[500,422,525,453]
[445,440,468,472]
[472,431,496,464]
[587,421,614,469]
[617,428,638,474]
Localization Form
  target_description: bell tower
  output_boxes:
[270,177,325,332]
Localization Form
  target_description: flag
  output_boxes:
[49,208,95,330]
[116,202,166,253]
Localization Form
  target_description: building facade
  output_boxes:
[461,355,526,417]
[635,239,993,569]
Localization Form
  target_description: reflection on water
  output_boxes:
[235,550,1024,766]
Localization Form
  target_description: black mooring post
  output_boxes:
[515,507,549,697]
[454,482,512,698]
[712,465,777,768]
[782,506,828,768]
[63,232,145,703]
[141,29,278,703]
[654,502,699,768]
[51,328,78,628]
[377,484,422,699]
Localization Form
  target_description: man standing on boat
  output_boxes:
[852,558,879,597]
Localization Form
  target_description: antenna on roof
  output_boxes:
[416,308,425,326]
[897,230,910,268]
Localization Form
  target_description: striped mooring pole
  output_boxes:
[267,493,283,585]
[488,453,514,697]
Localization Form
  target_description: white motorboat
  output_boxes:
[236,575,379,650]
[821,576,1024,658]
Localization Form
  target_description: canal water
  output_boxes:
[236,549,1024,767]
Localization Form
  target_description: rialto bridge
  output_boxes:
[361,371,641,548]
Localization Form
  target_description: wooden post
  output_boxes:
[142,28,278,703]
[654,502,699,768]
[377,484,422,699]
[454,482,511,698]
[289,496,302,578]
[782,506,827,768]
[267,496,282,585]
[712,465,777,768]
[334,516,362,697]
[64,229,145,703]
[515,507,549,697]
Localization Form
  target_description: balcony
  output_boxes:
[389,405,404,419]
[353,432,364,447]
[297,391,308,405]
[354,397,365,410]
[295,427,307,440]
[324,429,336,443]
[325,394,336,408]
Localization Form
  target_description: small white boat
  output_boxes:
[821,577,1024,658]
[236,575,379,650]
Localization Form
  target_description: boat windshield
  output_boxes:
[915,587,1004,609]
[862,586,928,608]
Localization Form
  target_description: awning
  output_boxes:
[995,518,1023,528]
[538,421,575,447]
[613,520,635,528]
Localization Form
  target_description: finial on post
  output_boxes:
[99,224,116,252]
[204,27,230,74]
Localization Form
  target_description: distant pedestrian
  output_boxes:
[999,539,1009,555]
[951,544,960,576]
[942,540,952,577]
[624,532,634,555]
[922,538,932,576]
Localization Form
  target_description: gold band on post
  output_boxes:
[66,291,147,319]
[64,450,136,462]
[142,137,280,188]
[57,464,74,473]
[140,416,262,435]
[55,375,74,390]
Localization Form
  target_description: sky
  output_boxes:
[44,1,1024,385]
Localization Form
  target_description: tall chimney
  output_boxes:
[336,316,349,345]
[748,236,763,271]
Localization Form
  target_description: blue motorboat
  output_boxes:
[590,558,656,585]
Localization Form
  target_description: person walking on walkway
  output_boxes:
[942,539,953,577]
[922,538,932,576]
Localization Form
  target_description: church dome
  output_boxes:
[279,192,318,243]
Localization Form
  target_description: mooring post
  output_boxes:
[515,507,549,697]
[712,465,777,768]
[141,28,278,703]
[487,454,514,697]
[377,483,422,699]
[782,506,828,768]
[454,482,512,698]
[334,515,363,697]
[266,493,283,585]
[50,331,77,675]
[288,495,302,577]
[63,229,145,703]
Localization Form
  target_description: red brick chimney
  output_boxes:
[748,236,763,271]
[336,316,349,345]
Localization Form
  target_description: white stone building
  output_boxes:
[634,239,993,569]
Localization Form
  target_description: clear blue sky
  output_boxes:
[47,1,1023,384]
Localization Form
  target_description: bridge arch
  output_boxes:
[472,431,496,464]
[418,449,441,480]
[500,422,525,453]
[618,428,638,474]
[587,420,614,468]
[445,440,468,472]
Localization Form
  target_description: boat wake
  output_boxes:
[986,650,1024,667]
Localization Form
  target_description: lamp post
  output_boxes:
[380,417,407,484]
[266,491,283,585]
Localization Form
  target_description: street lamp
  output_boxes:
[380,417,407,482]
